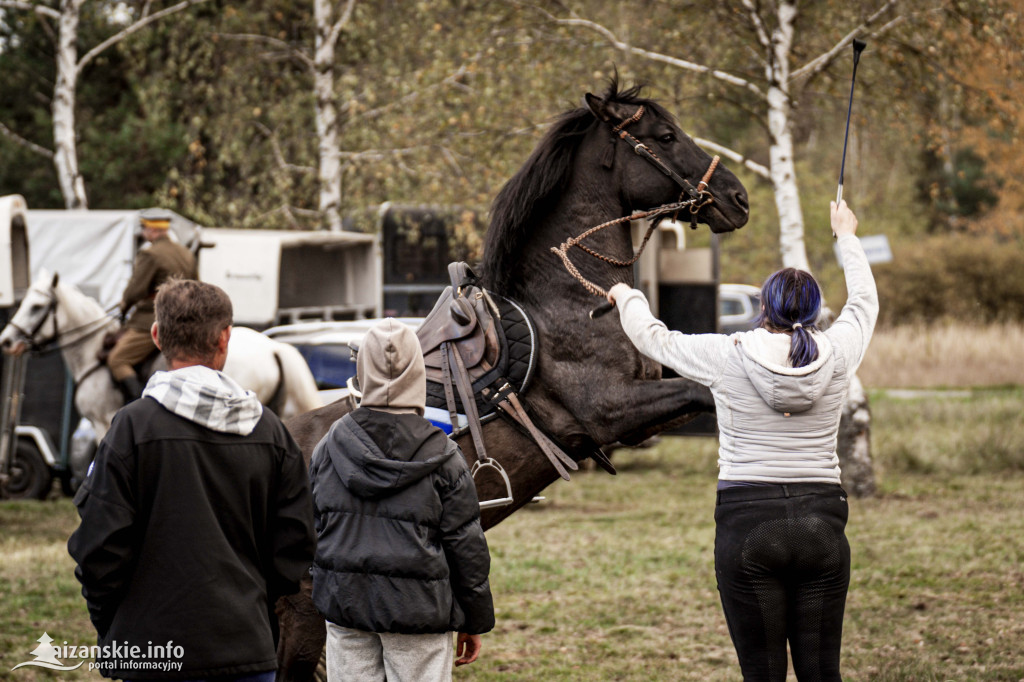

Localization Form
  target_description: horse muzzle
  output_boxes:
[0,335,27,356]
[702,191,750,233]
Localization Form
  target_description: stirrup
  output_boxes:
[472,457,514,510]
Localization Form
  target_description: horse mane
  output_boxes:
[480,77,674,295]
[53,277,106,320]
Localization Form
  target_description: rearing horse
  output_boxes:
[277,79,749,679]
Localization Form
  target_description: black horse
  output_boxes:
[276,78,749,680]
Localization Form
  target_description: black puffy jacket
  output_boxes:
[309,407,494,635]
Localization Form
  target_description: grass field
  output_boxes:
[2,329,1023,681]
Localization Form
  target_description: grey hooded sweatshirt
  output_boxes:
[309,319,494,635]
[616,234,878,484]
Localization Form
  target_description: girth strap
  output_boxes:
[495,390,577,481]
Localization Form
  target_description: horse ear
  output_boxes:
[584,93,611,122]
[51,272,59,288]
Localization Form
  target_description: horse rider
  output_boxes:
[108,212,198,402]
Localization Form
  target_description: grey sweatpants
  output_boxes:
[325,623,453,682]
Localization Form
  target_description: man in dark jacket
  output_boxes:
[108,213,198,402]
[310,318,494,681]
[68,278,315,681]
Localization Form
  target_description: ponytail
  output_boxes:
[756,268,822,368]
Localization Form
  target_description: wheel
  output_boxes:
[2,440,53,500]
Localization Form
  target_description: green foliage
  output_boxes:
[873,234,1024,325]
[916,147,1001,230]
[1,0,1021,249]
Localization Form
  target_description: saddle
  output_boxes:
[416,263,580,481]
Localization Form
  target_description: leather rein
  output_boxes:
[551,104,720,299]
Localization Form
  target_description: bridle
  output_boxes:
[551,104,720,299]
[8,285,116,355]
[611,105,718,212]
[7,289,59,351]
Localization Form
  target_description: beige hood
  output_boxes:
[356,318,426,415]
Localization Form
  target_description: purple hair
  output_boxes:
[755,268,822,367]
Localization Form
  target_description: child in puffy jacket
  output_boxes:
[308,318,494,682]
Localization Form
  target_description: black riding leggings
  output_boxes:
[714,483,850,682]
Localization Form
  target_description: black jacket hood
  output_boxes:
[324,408,455,500]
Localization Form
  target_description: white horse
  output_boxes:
[0,270,323,440]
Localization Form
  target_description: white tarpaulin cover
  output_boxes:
[26,209,199,310]
[0,195,30,306]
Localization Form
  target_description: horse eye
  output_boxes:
[659,134,676,144]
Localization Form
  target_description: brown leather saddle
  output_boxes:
[417,263,581,480]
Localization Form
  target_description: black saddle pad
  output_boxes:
[425,292,536,418]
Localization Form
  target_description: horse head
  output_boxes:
[483,79,749,297]
[582,82,749,234]
[0,270,60,356]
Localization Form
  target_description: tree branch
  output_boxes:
[338,145,443,163]
[738,0,773,53]
[542,10,766,100]
[790,0,902,83]
[255,204,321,230]
[692,137,770,179]
[252,121,316,174]
[78,0,213,72]
[326,0,356,53]
[212,32,314,71]
[349,56,481,121]
[0,121,54,159]
[0,1,59,19]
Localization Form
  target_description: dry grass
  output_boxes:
[858,322,1024,389]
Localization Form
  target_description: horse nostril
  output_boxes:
[734,191,750,215]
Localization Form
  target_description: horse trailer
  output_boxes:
[197,228,381,328]
[1,204,382,498]
[0,204,203,498]
[0,195,58,499]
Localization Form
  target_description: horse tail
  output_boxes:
[270,341,324,418]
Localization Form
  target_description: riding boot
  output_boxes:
[118,376,145,403]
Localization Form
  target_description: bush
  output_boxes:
[873,234,1024,325]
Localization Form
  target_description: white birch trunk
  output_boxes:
[53,0,87,209]
[768,1,875,495]
[766,2,809,273]
[314,0,343,232]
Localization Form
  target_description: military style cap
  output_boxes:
[140,210,172,231]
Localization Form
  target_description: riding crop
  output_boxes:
[836,39,867,231]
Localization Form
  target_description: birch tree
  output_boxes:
[194,0,493,230]
[312,0,355,231]
[0,0,210,209]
